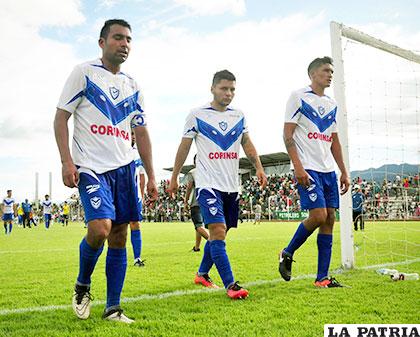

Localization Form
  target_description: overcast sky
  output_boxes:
[1,0,419,202]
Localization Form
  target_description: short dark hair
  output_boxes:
[45,194,49,198]
[307,56,333,77]
[212,70,236,86]
[100,19,131,40]
[7,189,11,193]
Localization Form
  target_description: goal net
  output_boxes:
[330,22,420,271]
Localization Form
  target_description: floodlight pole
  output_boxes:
[330,21,355,269]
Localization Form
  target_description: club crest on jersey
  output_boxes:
[318,106,325,116]
[90,196,101,209]
[219,121,228,131]
[109,87,120,100]
[209,207,218,216]
[309,193,317,202]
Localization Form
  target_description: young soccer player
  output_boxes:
[168,70,267,299]
[278,56,350,287]
[54,19,157,323]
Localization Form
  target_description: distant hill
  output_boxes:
[351,163,419,182]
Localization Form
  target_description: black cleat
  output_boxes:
[133,258,146,267]
[191,247,201,252]
[279,250,294,281]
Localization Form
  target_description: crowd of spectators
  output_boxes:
[142,173,420,221]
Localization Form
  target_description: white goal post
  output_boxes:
[330,21,420,270]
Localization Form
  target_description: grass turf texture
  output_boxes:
[0,221,418,337]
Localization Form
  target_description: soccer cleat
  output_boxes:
[194,273,219,288]
[227,282,249,299]
[72,285,93,320]
[133,258,145,267]
[191,246,201,252]
[279,250,294,281]
[314,277,343,288]
[103,307,135,324]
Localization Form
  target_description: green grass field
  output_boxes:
[0,221,419,337]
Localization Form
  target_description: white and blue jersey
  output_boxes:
[2,197,15,221]
[42,200,52,215]
[183,103,248,193]
[284,86,338,173]
[57,58,147,174]
[2,197,15,214]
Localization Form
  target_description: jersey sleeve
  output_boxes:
[131,82,147,128]
[242,112,249,133]
[57,65,86,114]
[330,105,338,133]
[182,111,198,139]
[284,92,301,124]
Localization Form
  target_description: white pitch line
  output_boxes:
[1,258,418,316]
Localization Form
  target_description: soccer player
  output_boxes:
[184,155,209,252]
[168,70,267,299]
[42,195,53,229]
[62,201,70,226]
[278,56,350,288]
[352,185,364,231]
[130,131,146,267]
[2,190,15,235]
[54,19,157,323]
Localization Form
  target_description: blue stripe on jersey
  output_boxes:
[4,199,13,205]
[300,99,337,133]
[66,76,144,126]
[196,117,244,151]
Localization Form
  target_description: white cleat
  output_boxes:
[103,308,135,324]
[72,286,92,320]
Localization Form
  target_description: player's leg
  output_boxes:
[3,217,7,234]
[104,223,130,318]
[279,170,326,281]
[191,205,208,251]
[130,221,144,266]
[314,172,342,288]
[222,192,249,299]
[8,220,12,234]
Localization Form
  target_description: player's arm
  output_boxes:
[168,138,193,195]
[241,133,267,189]
[133,126,158,203]
[283,123,310,187]
[54,108,79,188]
[331,132,350,195]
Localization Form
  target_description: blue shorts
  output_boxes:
[196,188,239,229]
[44,214,52,222]
[78,161,141,225]
[296,170,339,210]
[2,213,13,221]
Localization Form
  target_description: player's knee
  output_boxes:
[209,223,226,240]
[130,221,140,230]
[308,209,328,226]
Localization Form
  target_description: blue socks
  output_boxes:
[210,240,234,289]
[198,241,213,275]
[8,223,12,234]
[106,248,127,309]
[130,229,142,260]
[317,234,333,281]
[285,222,313,256]
[76,238,104,286]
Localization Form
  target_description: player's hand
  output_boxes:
[167,178,179,199]
[145,179,158,206]
[62,161,79,188]
[256,169,267,189]
[294,167,310,188]
[340,173,350,195]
